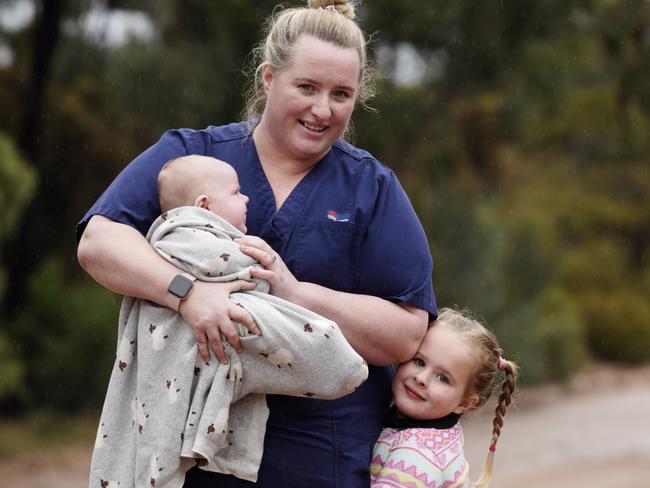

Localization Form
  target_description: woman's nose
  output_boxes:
[311,96,331,120]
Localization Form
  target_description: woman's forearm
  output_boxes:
[77,215,181,309]
[237,235,429,366]
[78,215,259,363]
[291,283,428,366]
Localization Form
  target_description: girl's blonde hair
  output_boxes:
[241,0,376,134]
[434,308,519,488]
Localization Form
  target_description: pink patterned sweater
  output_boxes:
[370,424,469,488]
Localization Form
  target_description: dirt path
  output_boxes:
[463,363,650,487]
[1,363,649,487]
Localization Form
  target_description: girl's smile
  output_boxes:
[392,325,479,420]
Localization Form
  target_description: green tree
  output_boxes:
[0,132,35,404]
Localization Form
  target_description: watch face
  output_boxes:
[168,275,193,299]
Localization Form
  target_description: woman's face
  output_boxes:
[260,34,360,164]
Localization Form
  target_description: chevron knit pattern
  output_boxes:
[370,425,469,488]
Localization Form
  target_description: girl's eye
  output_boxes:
[436,373,449,384]
[333,90,349,99]
[299,84,315,93]
[413,358,425,367]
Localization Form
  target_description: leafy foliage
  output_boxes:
[0,132,36,244]
[8,259,120,411]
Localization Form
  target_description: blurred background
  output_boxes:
[1,0,649,486]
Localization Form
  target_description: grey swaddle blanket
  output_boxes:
[90,206,368,488]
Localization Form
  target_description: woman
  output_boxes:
[77,1,437,486]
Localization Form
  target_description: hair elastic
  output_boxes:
[498,356,508,370]
[319,5,338,13]
[489,444,497,452]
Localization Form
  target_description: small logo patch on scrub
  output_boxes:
[326,210,350,222]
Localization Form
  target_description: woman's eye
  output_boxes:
[299,84,315,93]
[436,373,449,384]
[333,90,349,99]
[413,358,425,367]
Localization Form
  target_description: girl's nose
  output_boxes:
[414,371,428,387]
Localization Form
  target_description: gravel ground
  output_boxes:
[2,363,649,487]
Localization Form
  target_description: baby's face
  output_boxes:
[205,164,249,233]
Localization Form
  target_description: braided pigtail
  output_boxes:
[471,359,519,488]
[427,308,520,488]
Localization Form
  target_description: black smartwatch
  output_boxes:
[168,273,196,311]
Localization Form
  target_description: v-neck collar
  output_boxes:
[246,137,332,251]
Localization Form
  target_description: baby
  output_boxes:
[90,155,368,488]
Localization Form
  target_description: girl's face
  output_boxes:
[259,34,360,164]
[392,325,479,420]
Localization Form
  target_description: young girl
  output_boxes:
[370,308,519,488]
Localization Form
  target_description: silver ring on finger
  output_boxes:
[270,254,277,265]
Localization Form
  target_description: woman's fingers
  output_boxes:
[235,235,271,252]
[236,236,280,268]
[203,303,259,364]
[193,332,211,364]
[209,321,238,363]
[250,268,273,283]
[229,301,261,336]
[228,279,257,293]
[192,323,229,364]
[180,275,269,364]
[239,244,278,268]
[179,280,257,364]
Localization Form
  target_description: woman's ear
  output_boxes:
[195,195,210,210]
[261,63,273,94]
[453,393,479,414]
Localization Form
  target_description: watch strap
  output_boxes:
[168,273,196,312]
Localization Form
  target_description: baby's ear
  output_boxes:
[454,393,479,414]
[195,195,210,209]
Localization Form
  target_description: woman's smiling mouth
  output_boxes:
[300,120,327,132]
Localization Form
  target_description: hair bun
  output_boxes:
[308,0,356,20]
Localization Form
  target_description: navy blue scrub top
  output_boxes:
[78,122,437,488]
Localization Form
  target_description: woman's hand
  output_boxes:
[178,279,259,364]
[235,236,300,301]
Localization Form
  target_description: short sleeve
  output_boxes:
[76,128,208,241]
[355,171,437,316]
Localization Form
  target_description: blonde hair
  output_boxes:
[434,308,519,488]
[157,155,227,212]
[242,0,376,132]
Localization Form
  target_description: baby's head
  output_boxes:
[158,155,249,233]
[392,307,518,420]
